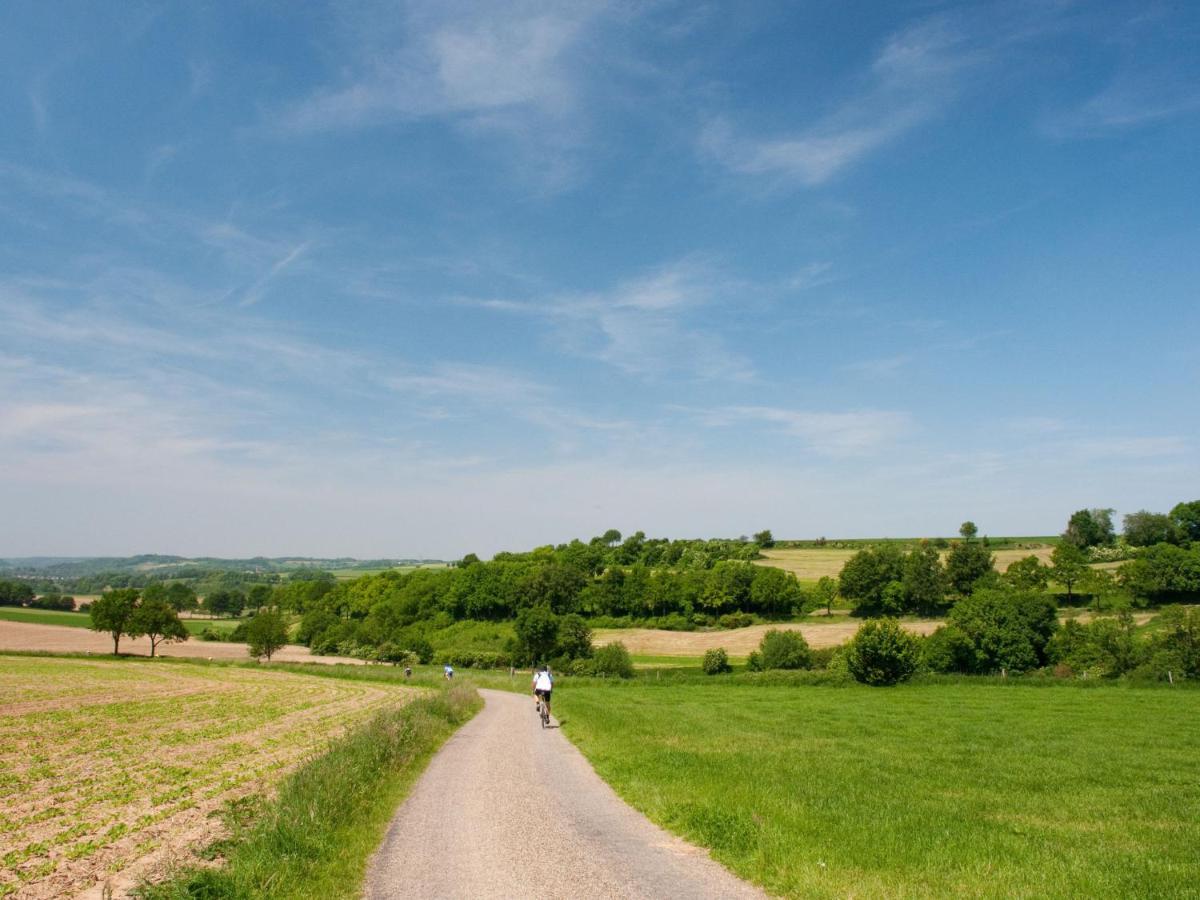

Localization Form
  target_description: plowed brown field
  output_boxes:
[0,656,413,899]
[0,620,361,665]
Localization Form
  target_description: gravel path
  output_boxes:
[365,689,766,900]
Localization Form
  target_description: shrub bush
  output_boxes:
[923,624,976,674]
[432,649,511,669]
[808,645,838,670]
[702,647,732,674]
[846,618,922,686]
[718,612,755,629]
[745,650,763,672]
[30,594,75,611]
[592,642,634,678]
[758,629,811,670]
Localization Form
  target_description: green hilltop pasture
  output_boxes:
[556,679,1200,899]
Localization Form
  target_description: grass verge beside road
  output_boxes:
[556,679,1200,898]
[140,681,480,900]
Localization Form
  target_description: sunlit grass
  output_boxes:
[557,680,1200,899]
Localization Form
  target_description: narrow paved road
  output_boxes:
[365,689,766,900]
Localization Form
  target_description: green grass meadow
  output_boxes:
[556,680,1200,899]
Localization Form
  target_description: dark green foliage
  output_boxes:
[959,521,978,540]
[758,629,812,670]
[947,588,1059,674]
[592,641,634,678]
[702,647,732,674]
[246,584,273,612]
[1145,605,1200,678]
[1170,500,1200,543]
[945,540,996,596]
[89,588,141,654]
[514,604,559,665]
[748,566,805,618]
[838,545,905,613]
[1004,555,1050,592]
[556,613,594,660]
[901,543,947,612]
[129,597,189,656]
[165,582,198,612]
[29,593,75,611]
[1123,510,1182,547]
[922,624,976,674]
[1046,612,1141,677]
[1118,543,1200,604]
[813,576,839,615]
[206,588,246,617]
[246,609,289,661]
[1050,543,1088,603]
[0,579,35,607]
[718,612,755,629]
[845,619,921,685]
[753,529,775,548]
[1063,508,1116,549]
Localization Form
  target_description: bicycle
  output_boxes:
[535,693,551,728]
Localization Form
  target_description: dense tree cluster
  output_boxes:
[296,545,804,661]
[836,539,994,616]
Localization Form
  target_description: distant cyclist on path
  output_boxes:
[533,665,554,719]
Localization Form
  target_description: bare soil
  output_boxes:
[0,656,412,899]
[0,620,361,665]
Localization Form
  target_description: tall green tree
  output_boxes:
[246,584,273,613]
[1122,510,1181,547]
[556,614,593,660]
[1063,508,1116,549]
[1004,555,1050,592]
[813,576,839,616]
[945,540,995,596]
[901,543,947,612]
[514,604,559,665]
[89,588,140,655]
[165,582,197,612]
[753,529,775,548]
[130,597,188,657]
[959,521,978,540]
[1170,500,1200,543]
[838,545,905,614]
[246,609,289,661]
[1050,543,1088,603]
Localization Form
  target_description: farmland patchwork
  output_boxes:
[0,657,412,898]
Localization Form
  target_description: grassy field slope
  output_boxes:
[557,680,1200,899]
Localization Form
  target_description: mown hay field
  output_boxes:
[756,546,1056,582]
[0,656,413,898]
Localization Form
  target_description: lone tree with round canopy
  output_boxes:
[89,589,141,655]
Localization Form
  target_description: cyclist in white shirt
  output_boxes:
[533,666,554,717]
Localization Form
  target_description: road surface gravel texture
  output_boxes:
[365,689,765,900]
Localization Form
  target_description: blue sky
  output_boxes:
[1,0,1197,558]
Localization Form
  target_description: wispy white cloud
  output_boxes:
[239,241,312,307]
[272,1,611,186]
[700,15,983,186]
[1043,72,1200,137]
[702,405,913,456]
[466,259,754,381]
